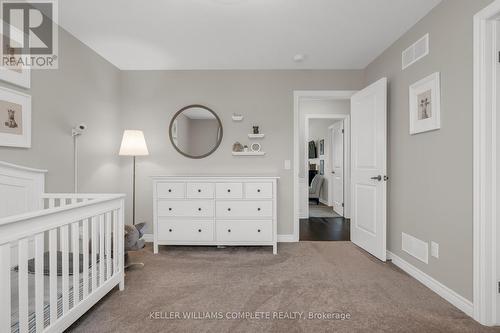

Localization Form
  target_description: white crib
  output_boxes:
[0,161,125,333]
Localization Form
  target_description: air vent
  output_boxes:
[402,34,429,70]
[402,232,429,264]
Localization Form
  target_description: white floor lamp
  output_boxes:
[119,130,149,225]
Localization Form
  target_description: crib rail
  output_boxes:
[0,194,125,333]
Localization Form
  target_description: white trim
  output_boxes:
[293,90,356,241]
[143,233,153,242]
[473,0,500,326]
[387,251,474,318]
[277,234,296,243]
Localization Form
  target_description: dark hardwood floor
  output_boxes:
[300,217,350,241]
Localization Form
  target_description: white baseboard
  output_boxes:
[387,251,473,318]
[143,233,298,243]
[278,234,298,242]
[319,198,329,206]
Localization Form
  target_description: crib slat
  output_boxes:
[113,210,118,274]
[61,225,69,314]
[18,238,29,333]
[82,219,89,298]
[34,233,45,332]
[99,215,105,286]
[0,243,11,333]
[48,198,55,208]
[49,228,58,323]
[72,222,80,306]
[91,217,98,291]
[106,214,111,280]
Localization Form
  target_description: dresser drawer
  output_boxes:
[158,220,214,241]
[216,201,272,218]
[186,183,215,199]
[216,183,243,199]
[157,182,185,199]
[245,182,273,199]
[216,220,273,242]
[158,200,214,217]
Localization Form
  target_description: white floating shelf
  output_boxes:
[232,152,266,156]
[248,134,265,139]
[232,114,244,121]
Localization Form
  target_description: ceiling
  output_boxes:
[59,0,442,70]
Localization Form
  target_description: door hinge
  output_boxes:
[498,281,500,293]
[342,203,344,207]
[342,129,345,134]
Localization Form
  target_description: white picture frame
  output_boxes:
[409,72,441,135]
[0,86,31,148]
[0,67,31,89]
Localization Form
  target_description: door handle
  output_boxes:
[371,175,389,182]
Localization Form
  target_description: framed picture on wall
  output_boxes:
[319,139,325,156]
[409,72,441,135]
[0,86,31,148]
[0,66,31,89]
[320,159,324,175]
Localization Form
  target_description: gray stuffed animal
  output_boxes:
[124,223,146,268]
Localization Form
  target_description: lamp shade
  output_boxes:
[119,130,149,156]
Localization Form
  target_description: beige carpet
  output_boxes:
[68,243,497,333]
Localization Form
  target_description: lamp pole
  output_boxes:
[133,155,136,225]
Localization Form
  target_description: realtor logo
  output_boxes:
[1,0,58,69]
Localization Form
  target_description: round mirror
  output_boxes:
[169,105,223,159]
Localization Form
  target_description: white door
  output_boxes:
[330,122,344,216]
[350,78,387,262]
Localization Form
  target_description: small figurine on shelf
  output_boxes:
[253,126,260,134]
[243,145,249,152]
[233,142,243,152]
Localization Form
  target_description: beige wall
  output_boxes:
[0,28,122,194]
[118,70,364,235]
[364,0,495,301]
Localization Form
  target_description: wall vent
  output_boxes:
[402,232,429,264]
[402,34,429,70]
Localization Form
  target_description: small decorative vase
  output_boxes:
[243,145,249,152]
[253,126,260,134]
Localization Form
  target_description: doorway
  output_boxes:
[294,80,388,260]
[301,113,351,241]
[473,0,500,325]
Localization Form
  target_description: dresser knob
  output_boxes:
[257,208,261,211]
[228,229,231,233]
[168,189,172,193]
[258,229,261,233]
[198,189,201,192]
[227,189,231,193]
[227,208,231,211]
[198,229,202,232]
[257,189,261,193]
[198,208,202,211]
[169,229,172,232]
[169,208,172,211]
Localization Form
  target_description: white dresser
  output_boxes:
[152,176,279,254]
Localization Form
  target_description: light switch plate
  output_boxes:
[431,241,439,258]
[284,160,291,170]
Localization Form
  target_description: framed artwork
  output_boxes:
[319,139,325,156]
[0,67,31,89]
[320,159,324,175]
[409,72,441,135]
[0,87,31,148]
